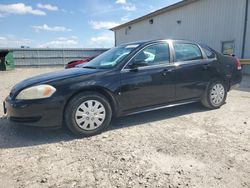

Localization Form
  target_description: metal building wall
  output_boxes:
[5,48,108,66]
[115,0,248,58]
[244,0,250,58]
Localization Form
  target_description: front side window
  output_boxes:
[173,43,202,62]
[129,43,170,67]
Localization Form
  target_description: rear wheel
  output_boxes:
[65,92,112,137]
[201,80,227,109]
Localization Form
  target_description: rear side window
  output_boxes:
[201,46,216,59]
[173,43,202,62]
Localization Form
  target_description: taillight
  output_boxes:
[236,58,242,70]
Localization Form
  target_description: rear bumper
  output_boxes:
[4,96,63,128]
[229,70,242,90]
[230,83,240,90]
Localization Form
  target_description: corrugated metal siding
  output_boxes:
[115,0,247,57]
[244,0,250,58]
[1,48,108,66]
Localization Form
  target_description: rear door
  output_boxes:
[119,42,176,111]
[172,42,215,101]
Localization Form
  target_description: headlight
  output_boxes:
[16,84,56,100]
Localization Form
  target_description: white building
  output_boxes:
[111,0,250,59]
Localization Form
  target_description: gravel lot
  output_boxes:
[0,68,250,188]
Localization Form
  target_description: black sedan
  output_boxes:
[4,39,242,136]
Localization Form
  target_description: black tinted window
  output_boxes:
[131,43,170,67]
[173,43,202,62]
[201,46,216,59]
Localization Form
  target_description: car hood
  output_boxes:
[10,68,101,97]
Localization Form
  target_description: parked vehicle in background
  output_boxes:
[0,50,15,71]
[65,56,97,69]
[4,39,242,137]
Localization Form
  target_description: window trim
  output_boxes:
[121,42,172,71]
[127,62,174,72]
[172,42,204,62]
[200,45,217,60]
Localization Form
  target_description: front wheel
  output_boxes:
[201,80,227,109]
[64,92,112,137]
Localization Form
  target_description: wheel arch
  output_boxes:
[63,86,119,122]
[201,76,228,109]
[206,75,230,92]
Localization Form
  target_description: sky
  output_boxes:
[0,0,180,48]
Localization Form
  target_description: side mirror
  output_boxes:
[128,60,147,70]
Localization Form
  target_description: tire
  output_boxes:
[64,92,112,137]
[201,80,227,109]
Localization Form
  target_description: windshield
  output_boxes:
[80,44,140,69]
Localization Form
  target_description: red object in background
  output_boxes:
[235,58,242,70]
[65,56,96,69]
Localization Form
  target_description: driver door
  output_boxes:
[119,42,176,112]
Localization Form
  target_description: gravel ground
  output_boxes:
[0,68,250,188]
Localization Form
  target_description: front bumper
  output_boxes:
[4,96,64,128]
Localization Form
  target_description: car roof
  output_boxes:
[119,39,198,47]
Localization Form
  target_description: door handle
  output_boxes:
[162,69,173,76]
[203,64,211,70]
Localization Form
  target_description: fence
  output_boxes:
[241,59,250,75]
[0,48,108,66]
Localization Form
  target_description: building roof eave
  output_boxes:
[110,0,199,31]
